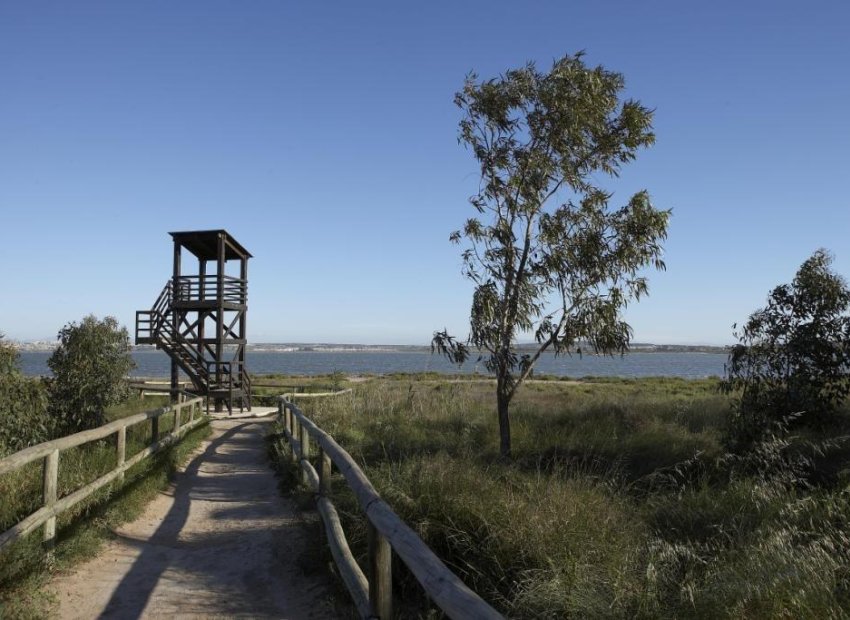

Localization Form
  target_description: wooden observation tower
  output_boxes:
[136,230,252,414]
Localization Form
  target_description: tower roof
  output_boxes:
[169,230,252,260]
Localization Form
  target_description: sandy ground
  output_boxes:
[49,418,337,619]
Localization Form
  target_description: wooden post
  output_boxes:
[215,232,225,413]
[151,415,159,444]
[368,521,393,619]
[291,414,300,464]
[43,449,59,548]
[299,422,311,486]
[319,447,332,496]
[171,239,181,404]
[174,403,182,435]
[117,426,126,484]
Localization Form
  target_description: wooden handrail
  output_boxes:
[279,398,503,620]
[0,395,206,553]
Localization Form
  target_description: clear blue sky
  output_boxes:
[2,1,848,345]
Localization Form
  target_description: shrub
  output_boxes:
[0,333,51,454]
[47,315,134,433]
[723,250,850,445]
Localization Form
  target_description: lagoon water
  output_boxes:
[18,349,727,379]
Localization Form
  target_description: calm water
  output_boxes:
[18,350,727,379]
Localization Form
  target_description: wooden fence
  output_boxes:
[278,398,503,620]
[0,395,206,553]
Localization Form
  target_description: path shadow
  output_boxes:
[97,420,318,619]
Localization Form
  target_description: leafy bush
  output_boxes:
[723,250,850,445]
[47,315,134,433]
[0,334,51,455]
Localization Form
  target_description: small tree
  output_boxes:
[723,250,850,445]
[433,53,669,457]
[48,315,134,432]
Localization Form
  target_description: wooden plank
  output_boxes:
[300,456,320,494]
[117,425,127,484]
[317,496,373,618]
[365,500,502,619]
[287,406,381,509]
[174,402,182,433]
[1,409,152,474]
[285,401,503,620]
[299,421,311,487]
[290,414,300,464]
[369,521,393,619]
[42,449,59,547]
[284,389,352,399]
[0,398,203,476]
[0,414,206,552]
[318,448,332,496]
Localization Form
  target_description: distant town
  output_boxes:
[10,340,729,354]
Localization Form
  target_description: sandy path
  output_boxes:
[50,418,337,619]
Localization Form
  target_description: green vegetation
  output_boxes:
[433,52,669,457]
[1,316,136,456]
[0,394,210,618]
[276,376,850,617]
[723,250,850,446]
[48,315,135,433]
[0,335,51,454]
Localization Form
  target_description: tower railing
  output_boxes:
[173,275,247,304]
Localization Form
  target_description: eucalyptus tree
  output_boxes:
[433,53,669,458]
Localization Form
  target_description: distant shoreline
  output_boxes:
[12,341,730,355]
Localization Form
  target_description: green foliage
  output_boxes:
[723,250,850,445]
[47,315,135,433]
[0,332,18,376]
[434,52,669,456]
[0,333,51,455]
[0,374,50,456]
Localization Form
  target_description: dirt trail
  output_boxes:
[49,418,336,619]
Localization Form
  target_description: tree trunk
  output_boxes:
[496,377,511,458]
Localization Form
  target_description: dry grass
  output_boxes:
[275,375,850,618]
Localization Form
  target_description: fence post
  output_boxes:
[290,411,300,464]
[319,447,333,497]
[117,425,127,484]
[151,413,159,445]
[174,403,182,435]
[299,421,311,486]
[368,521,393,619]
[318,447,332,495]
[43,449,59,549]
[285,403,292,436]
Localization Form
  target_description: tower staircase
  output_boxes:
[136,280,252,413]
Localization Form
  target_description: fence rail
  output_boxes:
[0,395,206,553]
[278,398,503,620]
